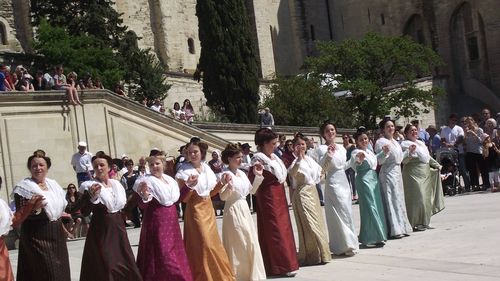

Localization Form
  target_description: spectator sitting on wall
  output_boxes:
[171,102,185,121]
[259,107,274,127]
[33,70,48,91]
[114,84,127,97]
[0,64,9,92]
[94,78,104,89]
[19,74,34,92]
[53,65,82,106]
[67,72,81,91]
[13,65,26,91]
[181,99,195,123]
[150,98,163,112]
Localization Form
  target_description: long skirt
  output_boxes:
[80,208,142,281]
[17,218,70,281]
[379,163,412,237]
[292,184,331,265]
[184,194,234,281]
[254,180,299,276]
[355,166,388,245]
[324,168,358,254]
[137,198,192,281]
[222,198,266,281]
[0,238,14,281]
[403,159,445,227]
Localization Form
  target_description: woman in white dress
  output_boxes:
[288,135,331,265]
[317,121,358,256]
[375,119,412,239]
[219,143,266,281]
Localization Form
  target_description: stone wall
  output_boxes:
[0,91,229,201]
[0,0,21,52]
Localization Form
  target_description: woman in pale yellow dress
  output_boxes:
[219,143,266,281]
[288,135,331,265]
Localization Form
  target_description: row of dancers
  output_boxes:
[0,118,444,281]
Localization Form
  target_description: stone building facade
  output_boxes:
[1,0,499,119]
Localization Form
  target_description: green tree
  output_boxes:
[305,32,443,128]
[264,76,355,127]
[196,0,261,123]
[30,0,128,48]
[33,20,123,88]
[30,0,170,101]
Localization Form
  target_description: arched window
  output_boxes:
[0,22,7,45]
[188,38,195,54]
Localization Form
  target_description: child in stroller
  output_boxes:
[439,152,462,196]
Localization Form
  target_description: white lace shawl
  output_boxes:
[349,148,378,170]
[400,139,431,164]
[251,152,287,184]
[80,179,126,213]
[375,137,403,164]
[12,178,67,221]
[175,162,217,197]
[0,199,12,236]
[288,155,322,188]
[219,169,253,199]
[133,174,180,206]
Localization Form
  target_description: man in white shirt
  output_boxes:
[439,113,471,191]
[71,141,93,186]
[440,113,464,147]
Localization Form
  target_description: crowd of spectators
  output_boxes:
[0,63,116,106]
[144,98,196,124]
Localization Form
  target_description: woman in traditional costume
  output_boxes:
[316,121,358,256]
[348,132,388,247]
[175,139,234,281]
[288,135,331,265]
[219,143,266,281]
[78,152,142,281]
[12,150,71,281]
[133,151,192,281]
[375,119,412,239]
[248,128,299,277]
[401,124,444,231]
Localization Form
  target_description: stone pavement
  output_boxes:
[9,191,500,281]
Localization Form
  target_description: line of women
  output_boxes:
[0,119,445,281]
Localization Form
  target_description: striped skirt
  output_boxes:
[17,218,70,281]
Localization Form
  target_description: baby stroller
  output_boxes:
[437,148,462,196]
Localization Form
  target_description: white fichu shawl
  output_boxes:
[400,139,431,164]
[349,148,378,170]
[219,168,252,198]
[251,152,287,184]
[288,155,322,188]
[12,178,67,221]
[0,199,12,236]
[375,137,403,164]
[80,179,126,213]
[175,162,217,197]
[133,174,180,206]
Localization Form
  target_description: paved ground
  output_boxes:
[9,190,500,281]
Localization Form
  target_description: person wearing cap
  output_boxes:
[71,141,93,186]
[426,125,441,156]
[259,107,274,127]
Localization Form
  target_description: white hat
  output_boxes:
[78,141,87,147]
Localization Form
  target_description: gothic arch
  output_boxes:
[0,17,10,45]
[450,2,491,84]
[403,14,425,45]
